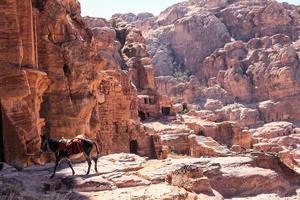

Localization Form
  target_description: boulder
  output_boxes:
[166,164,213,194]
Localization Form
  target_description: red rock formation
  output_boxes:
[166,164,213,194]
[114,20,162,119]
[219,1,300,41]
[85,16,175,121]
[199,35,300,103]
[0,0,164,165]
[34,0,146,159]
[121,0,300,107]
[0,0,49,164]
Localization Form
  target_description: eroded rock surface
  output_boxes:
[120,0,300,107]
[1,153,299,200]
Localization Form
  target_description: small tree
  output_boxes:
[173,62,192,82]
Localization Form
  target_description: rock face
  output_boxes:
[200,35,300,103]
[0,0,50,164]
[147,4,231,76]
[218,1,300,41]
[121,0,300,106]
[36,0,141,158]
[113,20,163,120]
[86,17,175,122]
[117,0,300,178]
[251,121,300,173]
[111,3,231,76]
[0,0,165,165]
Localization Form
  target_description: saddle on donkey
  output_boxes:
[58,138,84,156]
[41,134,100,178]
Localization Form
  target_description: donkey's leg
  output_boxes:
[66,158,75,175]
[50,157,61,179]
[93,157,98,173]
[83,153,92,175]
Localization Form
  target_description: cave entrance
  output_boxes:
[129,140,138,154]
[0,105,5,162]
[138,111,146,121]
[161,107,171,116]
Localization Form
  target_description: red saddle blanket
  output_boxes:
[58,138,84,155]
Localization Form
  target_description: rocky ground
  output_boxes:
[1,111,299,200]
[0,152,299,200]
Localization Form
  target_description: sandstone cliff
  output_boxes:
[0,0,163,165]
[0,0,50,164]
[119,0,300,104]
[110,0,300,184]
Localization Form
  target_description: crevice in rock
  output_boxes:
[115,29,126,47]
[114,28,129,70]
[63,63,71,77]
[32,0,44,11]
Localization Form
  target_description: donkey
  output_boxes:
[40,135,100,179]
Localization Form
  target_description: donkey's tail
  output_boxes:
[92,141,100,173]
[93,141,100,159]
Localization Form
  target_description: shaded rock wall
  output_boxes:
[0,0,49,164]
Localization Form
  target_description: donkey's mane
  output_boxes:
[48,138,60,152]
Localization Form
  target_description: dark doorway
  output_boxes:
[198,130,205,136]
[129,140,138,154]
[139,111,146,121]
[149,136,157,159]
[144,98,148,104]
[0,105,5,162]
[161,107,171,116]
[182,103,188,112]
[63,63,70,77]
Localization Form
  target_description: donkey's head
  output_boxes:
[40,134,49,153]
